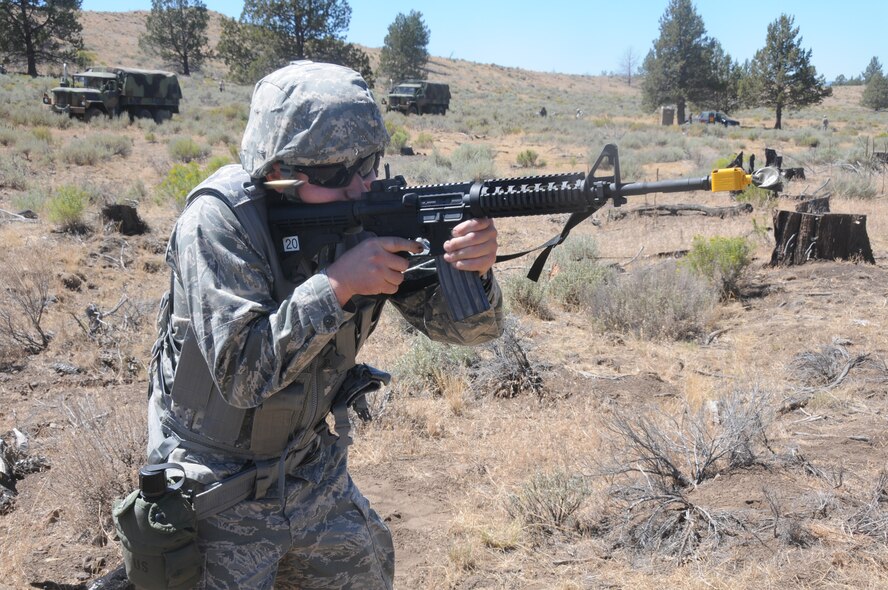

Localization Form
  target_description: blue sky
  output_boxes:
[80,0,884,82]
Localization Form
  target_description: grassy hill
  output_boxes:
[0,10,887,590]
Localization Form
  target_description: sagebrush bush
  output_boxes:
[414,132,434,149]
[516,149,545,168]
[601,387,775,558]
[0,125,17,146]
[168,136,210,162]
[832,170,879,199]
[47,184,90,232]
[389,127,410,153]
[392,332,478,396]
[684,235,752,297]
[546,235,614,310]
[589,260,717,341]
[0,156,29,190]
[503,274,552,320]
[12,188,47,213]
[95,133,133,157]
[157,157,229,209]
[51,395,145,536]
[60,142,104,166]
[449,143,496,180]
[507,470,590,536]
[733,184,775,208]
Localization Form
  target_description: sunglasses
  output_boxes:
[283,151,382,189]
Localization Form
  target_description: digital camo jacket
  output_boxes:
[148,165,505,480]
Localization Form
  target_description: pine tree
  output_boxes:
[862,56,883,83]
[861,71,888,111]
[740,14,830,129]
[641,0,719,124]
[216,0,371,85]
[0,0,82,77]
[139,0,211,75]
[379,10,430,84]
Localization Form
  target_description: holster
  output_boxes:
[331,363,391,447]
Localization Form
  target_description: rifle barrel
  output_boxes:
[610,176,712,197]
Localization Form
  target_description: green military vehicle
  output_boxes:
[385,80,451,115]
[43,66,182,123]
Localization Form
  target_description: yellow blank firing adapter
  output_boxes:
[709,167,752,192]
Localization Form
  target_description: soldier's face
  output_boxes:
[294,167,376,203]
[267,162,377,204]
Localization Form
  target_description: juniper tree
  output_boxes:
[139,0,211,75]
[379,10,430,84]
[641,0,720,124]
[861,71,888,111]
[740,13,831,129]
[0,0,83,77]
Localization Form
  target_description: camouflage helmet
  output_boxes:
[240,60,389,179]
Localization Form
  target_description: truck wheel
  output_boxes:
[154,109,172,124]
[84,107,103,122]
[410,105,419,115]
[135,109,152,120]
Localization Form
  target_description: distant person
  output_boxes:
[218,78,225,92]
[575,108,583,119]
[539,106,547,117]
[822,116,829,131]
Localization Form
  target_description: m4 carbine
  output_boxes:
[267,144,775,321]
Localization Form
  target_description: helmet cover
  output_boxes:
[240,61,388,179]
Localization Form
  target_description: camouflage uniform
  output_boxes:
[146,61,504,589]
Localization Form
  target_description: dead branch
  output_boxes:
[609,203,753,221]
[0,209,37,223]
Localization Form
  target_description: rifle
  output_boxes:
[267,144,777,321]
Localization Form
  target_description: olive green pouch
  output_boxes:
[112,466,202,590]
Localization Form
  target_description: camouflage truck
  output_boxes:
[385,80,451,115]
[43,67,182,123]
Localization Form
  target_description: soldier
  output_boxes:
[145,60,504,588]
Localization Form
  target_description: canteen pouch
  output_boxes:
[112,465,202,590]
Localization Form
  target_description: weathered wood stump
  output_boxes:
[771,210,875,266]
[795,197,830,214]
[101,204,149,236]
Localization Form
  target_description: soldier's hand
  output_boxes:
[443,218,498,275]
[325,237,424,306]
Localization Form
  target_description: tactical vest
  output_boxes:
[149,165,385,468]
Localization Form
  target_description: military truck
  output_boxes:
[385,80,451,115]
[43,67,182,123]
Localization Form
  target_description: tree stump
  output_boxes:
[771,210,875,266]
[795,197,830,214]
[101,204,149,236]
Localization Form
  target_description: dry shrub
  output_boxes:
[51,394,145,538]
[789,341,867,387]
[71,294,154,382]
[503,274,553,320]
[0,251,53,355]
[472,315,544,398]
[599,386,774,559]
[507,470,591,537]
[847,470,888,542]
[589,260,718,341]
